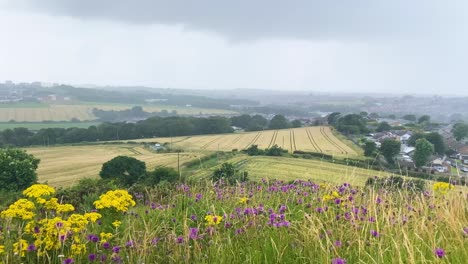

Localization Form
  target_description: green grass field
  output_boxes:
[192,155,390,186]
[0,102,236,122]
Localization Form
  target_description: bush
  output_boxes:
[212,163,249,185]
[145,167,180,186]
[99,156,146,187]
[265,144,287,156]
[244,145,264,156]
[0,148,40,191]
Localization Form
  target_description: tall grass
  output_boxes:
[1,179,466,263]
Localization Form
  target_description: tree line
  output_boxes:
[0,114,298,147]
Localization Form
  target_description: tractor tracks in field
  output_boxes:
[245,132,261,149]
[290,129,297,152]
[268,130,279,148]
[320,127,348,154]
[305,128,322,153]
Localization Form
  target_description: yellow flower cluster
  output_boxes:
[44,198,75,213]
[205,215,223,225]
[0,199,35,220]
[84,212,102,223]
[23,184,56,204]
[112,220,122,228]
[322,191,341,202]
[0,245,5,255]
[433,182,454,195]
[13,239,28,257]
[239,197,249,204]
[93,190,136,212]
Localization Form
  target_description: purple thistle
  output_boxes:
[434,248,445,258]
[370,230,380,237]
[331,258,346,264]
[189,228,199,240]
[62,258,74,264]
[190,215,197,221]
[112,246,120,253]
[125,240,134,247]
[176,236,184,244]
[27,244,36,252]
[88,254,97,261]
[102,242,110,250]
[334,240,342,247]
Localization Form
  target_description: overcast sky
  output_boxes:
[1,0,467,95]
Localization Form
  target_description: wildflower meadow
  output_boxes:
[0,179,467,263]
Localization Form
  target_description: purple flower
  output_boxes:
[56,222,64,228]
[463,227,468,235]
[434,248,445,258]
[370,230,379,237]
[88,254,96,261]
[102,242,110,250]
[334,240,342,247]
[125,240,134,247]
[62,258,74,264]
[189,228,199,240]
[176,236,184,244]
[331,258,346,264]
[190,215,197,221]
[27,244,36,251]
[87,234,99,243]
[112,246,120,253]
[100,255,107,262]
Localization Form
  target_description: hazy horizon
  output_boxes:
[1,1,467,95]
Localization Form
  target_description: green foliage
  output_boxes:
[99,156,146,187]
[413,138,434,168]
[145,167,179,186]
[376,121,392,132]
[364,141,377,157]
[291,119,302,128]
[365,176,426,193]
[212,163,249,184]
[380,139,401,164]
[55,178,118,212]
[0,148,39,191]
[245,144,264,156]
[418,115,431,124]
[409,132,445,155]
[402,114,417,122]
[452,122,468,141]
[265,144,288,156]
[268,115,290,129]
[334,114,368,135]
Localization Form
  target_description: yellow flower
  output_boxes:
[100,232,113,243]
[433,182,454,195]
[112,220,122,228]
[0,199,36,220]
[205,215,223,225]
[93,190,136,212]
[13,239,28,257]
[56,204,75,213]
[71,243,86,255]
[0,245,5,255]
[84,212,102,223]
[322,191,341,202]
[23,184,55,200]
[67,214,89,233]
[239,197,249,204]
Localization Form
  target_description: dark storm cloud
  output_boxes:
[12,0,466,40]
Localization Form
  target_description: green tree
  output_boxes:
[452,122,468,141]
[269,115,290,129]
[418,115,431,124]
[145,167,179,186]
[424,132,445,155]
[327,112,341,125]
[245,144,263,156]
[402,114,417,122]
[364,141,377,157]
[413,138,434,168]
[376,122,392,132]
[99,156,146,187]
[380,139,401,164]
[408,133,425,146]
[0,148,40,191]
[291,119,302,128]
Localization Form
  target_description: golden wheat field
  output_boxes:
[193,155,391,186]
[130,126,361,157]
[0,104,235,122]
[25,144,204,187]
